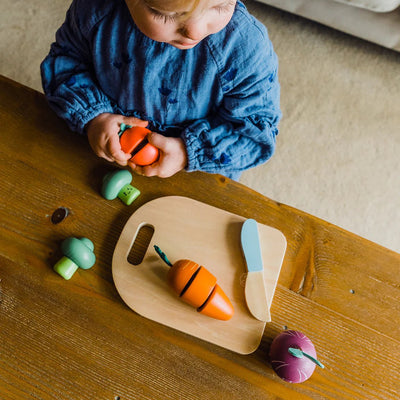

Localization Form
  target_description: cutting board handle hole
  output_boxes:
[127,223,155,265]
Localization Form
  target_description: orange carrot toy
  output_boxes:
[154,246,234,321]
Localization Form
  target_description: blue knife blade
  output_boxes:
[241,219,264,272]
[241,219,270,322]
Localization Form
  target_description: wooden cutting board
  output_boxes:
[112,196,286,354]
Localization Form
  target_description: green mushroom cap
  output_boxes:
[102,169,133,200]
[61,237,96,270]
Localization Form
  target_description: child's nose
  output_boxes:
[179,19,207,41]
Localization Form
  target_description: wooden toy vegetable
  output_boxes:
[101,169,140,205]
[53,237,96,280]
[119,124,159,166]
[154,246,234,321]
[269,330,324,383]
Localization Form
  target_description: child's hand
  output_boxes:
[86,113,148,165]
[129,133,188,178]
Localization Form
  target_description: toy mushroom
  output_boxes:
[119,125,159,166]
[53,237,96,280]
[154,246,234,321]
[101,169,140,205]
[269,330,324,383]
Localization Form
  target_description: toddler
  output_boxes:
[41,0,281,180]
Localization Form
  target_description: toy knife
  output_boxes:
[240,219,271,322]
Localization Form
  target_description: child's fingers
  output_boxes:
[122,116,149,128]
[90,143,114,162]
[140,165,159,177]
[98,152,114,163]
[131,162,175,179]
[107,134,131,165]
[147,132,168,151]
[129,162,156,177]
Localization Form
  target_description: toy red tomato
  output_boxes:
[120,126,159,166]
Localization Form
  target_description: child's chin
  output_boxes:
[170,40,200,50]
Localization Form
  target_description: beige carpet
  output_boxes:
[1,0,399,253]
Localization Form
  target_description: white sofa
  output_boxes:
[255,0,400,51]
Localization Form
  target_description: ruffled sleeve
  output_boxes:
[40,0,114,134]
[181,5,281,180]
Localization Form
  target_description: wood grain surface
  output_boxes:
[1,75,400,400]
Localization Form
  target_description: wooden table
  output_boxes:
[1,75,399,400]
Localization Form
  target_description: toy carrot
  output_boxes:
[154,245,234,321]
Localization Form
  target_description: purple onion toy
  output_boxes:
[269,330,324,383]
